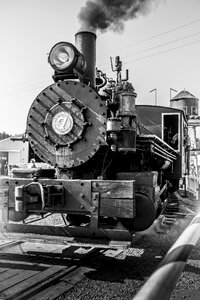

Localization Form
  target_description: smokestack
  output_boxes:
[75,31,96,87]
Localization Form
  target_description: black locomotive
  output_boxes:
[0,32,189,242]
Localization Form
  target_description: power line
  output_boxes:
[98,18,200,59]
[0,74,51,93]
[2,19,200,97]
[98,38,200,73]
[124,38,200,64]
[0,84,49,99]
[97,30,200,68]
[125,31,200,58]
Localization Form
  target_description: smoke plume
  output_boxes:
[78,0,159,33]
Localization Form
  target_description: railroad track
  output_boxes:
[161,192,197,227]
[147,192,197,234]
[0,193,196,300]
[0,240,124,300]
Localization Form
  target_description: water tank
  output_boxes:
[170,90,199,116]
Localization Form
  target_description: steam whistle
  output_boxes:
[110,56,129,83]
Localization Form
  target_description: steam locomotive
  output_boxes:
[0,32,189,242]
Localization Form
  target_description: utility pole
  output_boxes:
[150,88,157,105]
[170,88,177,100]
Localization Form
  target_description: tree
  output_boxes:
[0,132,10,140]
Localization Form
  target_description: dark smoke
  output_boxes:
[78,0,159,33]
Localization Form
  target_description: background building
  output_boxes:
[0,138,29,175]
[170,90,200,198]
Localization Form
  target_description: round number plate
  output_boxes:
[52,111,74,135]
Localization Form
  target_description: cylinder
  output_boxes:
[75,31,96,87]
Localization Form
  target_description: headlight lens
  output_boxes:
[49,42,76,72]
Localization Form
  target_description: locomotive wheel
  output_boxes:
[120,193,156,232]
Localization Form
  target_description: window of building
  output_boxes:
[191,106,198,115]
[182,106,187,115]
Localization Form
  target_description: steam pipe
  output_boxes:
[75,31,96,87]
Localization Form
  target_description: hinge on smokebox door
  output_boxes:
[90,192,100,229]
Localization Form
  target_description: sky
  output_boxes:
[0,0,200,135]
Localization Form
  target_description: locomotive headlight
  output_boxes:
[48,42,87,75]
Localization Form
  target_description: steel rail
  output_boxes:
[132,210,200,300]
